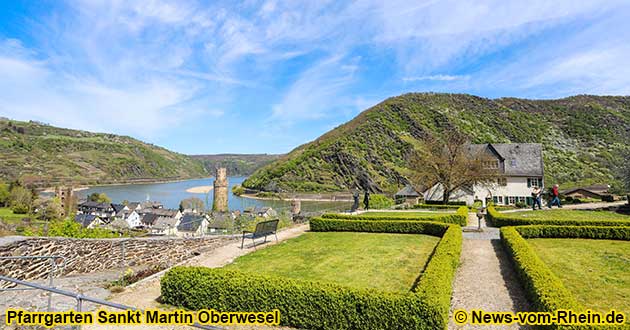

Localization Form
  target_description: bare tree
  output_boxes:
[409,132,500,204]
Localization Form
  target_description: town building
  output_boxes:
[424,143,544,206]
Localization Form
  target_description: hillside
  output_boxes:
[190,154,282,176]
[0,119,207,187]
[243,93,630,193]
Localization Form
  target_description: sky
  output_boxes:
[1,0,629,155]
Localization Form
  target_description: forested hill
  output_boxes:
[0,119,207,187]
[190,154,282,176]
[243,93,630,193]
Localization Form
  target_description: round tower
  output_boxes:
[213,168,229,212]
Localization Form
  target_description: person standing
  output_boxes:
[363,191,370,210]
[531,186,542,210]
[549,184,562,208]
[351,189,360,212]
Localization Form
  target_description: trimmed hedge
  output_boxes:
[321,206,468,226]
[515,225,630,240]
[501,225,630,330]
[486,206,630,227]
[161,225,462,330]
[412,204,464,210]
[310,218,449,236]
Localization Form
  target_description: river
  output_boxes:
[75,177,351,213]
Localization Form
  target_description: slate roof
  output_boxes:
[111,204,126,213]
[74,214,100,227]
[140,208,179,217]
[209,212,233,229]
[141,213,160,226]
[107,218,130,230]
[395,185,420,197]
[127,202,141,210]
[78,201,111,210]
[177,214,205,232]
[153,216,179,230]
[469,143,543,177]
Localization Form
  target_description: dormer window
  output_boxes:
[483,160,499,169]
[510,159,517,167]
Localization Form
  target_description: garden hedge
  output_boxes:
[501,225,630,330]
[161,225,462,330]
[321,206,468,226]
[486,206,630,227]
[310,218,449,236]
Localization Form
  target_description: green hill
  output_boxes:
[0,119,207,187]
[243,93,630,194]
[190,154,282,176]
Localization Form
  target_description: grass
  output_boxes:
[502,209,630,221]
[528,238,630,316]
[225,232,440,292]
[0,207,31,224]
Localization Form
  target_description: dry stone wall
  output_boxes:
[0,235,235,287]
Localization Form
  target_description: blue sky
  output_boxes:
[1,1,629,154]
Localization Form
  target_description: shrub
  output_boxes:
[161,225,462,330]
[11,204,29,214]
[500,227,581,329]
[412,204,464,210]
[310,218,450,236]
[485,206,630,227]
[321,206,468,226]
[501,225,630,330]
[601,194,615,202]
[368,194,395,209]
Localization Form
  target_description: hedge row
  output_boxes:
[486,206,630,227]
[500,227,581,330]
[310,218,450,236]
[321,206,468,226]
[161,226,462,330]
[412,204,464,210]
[515,225,630,240]
[501,226,630,330]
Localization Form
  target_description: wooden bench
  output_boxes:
[241,219,279,249]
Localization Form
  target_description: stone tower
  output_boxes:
[212,168,228,212]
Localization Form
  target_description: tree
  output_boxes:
[408,132,499,204]
[0,182,10,207]
[9,186,33,214]
[179,197,204,212]
[623,152,630,193]
[88,192,111,204]
[39,197,65,221]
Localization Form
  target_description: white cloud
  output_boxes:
[402,75,469,82]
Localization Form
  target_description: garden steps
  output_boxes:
[448,213,531,330]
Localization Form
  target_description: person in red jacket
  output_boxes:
[549,184,562,208]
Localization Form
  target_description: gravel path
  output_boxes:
[449,213,531,330]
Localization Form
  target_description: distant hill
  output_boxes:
[0,119,208,187]
[190,154,282,176]
[243,93,630,193]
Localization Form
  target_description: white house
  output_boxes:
[151,216,181,236]
[117,210,142,228]
[176,214,209,238]
[424,143,544,207]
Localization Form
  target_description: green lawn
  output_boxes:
[0,207,30,223]
[528,238,630,316]
[225,232,440,292]
[504,209,630,221]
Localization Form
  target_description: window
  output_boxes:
[483,160,499,169]
[509,196,516,204]
[518,196,525,203]
[510,159,517,167]
[497,196,503,204]
[527,177,542,188]
[497,177,507,186]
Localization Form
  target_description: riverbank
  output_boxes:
[240,193,353,202]
[186,186,213,193]
[41,176,213,193]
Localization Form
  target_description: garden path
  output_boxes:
[448,213,531,330]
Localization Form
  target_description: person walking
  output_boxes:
[363,191,370,210]
[549,184,562,208]
[531,186,542,210]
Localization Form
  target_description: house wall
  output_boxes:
[425,176,544,206]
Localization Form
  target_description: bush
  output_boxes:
[601,194,615,202]
[500,227,581,329]
[161,225,462,330]
[514,225,630,241]
[368,194,394,209]
[515,201,527,209]
[321,208,467,226]
[412,204,464,210]
[424,200,466,206]
[310,218,450,236]
[485,206,630,227]
[11,204,29,214]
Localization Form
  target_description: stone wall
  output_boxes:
[0,235,235,287]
